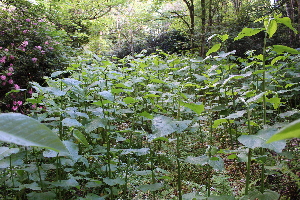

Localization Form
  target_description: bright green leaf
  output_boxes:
[0,113,68,153]
[267,118,300,143]
[180,102,204,115]
[234,28,264,41]
[206,43,221,56]
[272,45,300,54]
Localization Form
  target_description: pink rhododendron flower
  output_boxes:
[2,82,6,86]
[35,46,42,50]
[12,106,18,111]
[9,55,15,60]
[0,75,6,80]
[28,88,33,95]
[25,19,30,22]
[14,84,20,90]
[4,49,8,52]
[6,72,12,76]
[41,50,46,54]
[8,67,14,72]
[8,79,13,84]
[17,101,22,106]
[32,57,38,63]
[33,23,37,25]
[22,41,28,46]
[31,104,37,109]
[0,47,2,49]
[0,56,6,63]
[45,41,49,45]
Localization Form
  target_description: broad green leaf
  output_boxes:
[103,177,125,186]
[219,34,229,42]
[180,102,204,115]
[185,155,224,171]
[182,192,205,200]
[98,91,114,101]
[225,110,246,119]
[208,196,235,200]
[27,191,56,199]
[0,147,19,160]
[151,115,175,137]
[85,118,108,133]
[151,79,166,84]
[111,88,125,94]
[143,94,160,98]
[238,128,286,153]
[272,45,300,54]
[62,118,82,127]
[234,28,264,41]
[213,119,231,128]
[123,97,137,104]
[62,78,82,86]
[267,118,300,143]
[0,113,68,153]
[206,43,221,56]
[138,183,163,192]
[267,97,282,109]
[51,178,79,187]
[73,129,90,147]
[240,189,280,200]
[276,17,297,34]
[264,19,277,38]
[139,111,153,119]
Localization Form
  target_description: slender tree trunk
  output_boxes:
[200,0,206,57]
[182,0,195,49]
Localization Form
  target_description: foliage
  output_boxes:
[0,2,73,112]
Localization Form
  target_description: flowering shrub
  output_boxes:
[0,4,72,112]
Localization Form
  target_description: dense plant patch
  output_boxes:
[0,14,299,200]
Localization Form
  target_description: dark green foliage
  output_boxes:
[113,30,189,58]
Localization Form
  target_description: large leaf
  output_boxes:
[240,190,280,200]
[234,28,264,40]
[138,183,164,192]
[272,45,300,54]
[206,43,221,56]
[238,128,286,153]
[180,102,204,115]
[264,19,277,38]
[185,155,224,171]
[0,113,68,153]
[267,118,300,143]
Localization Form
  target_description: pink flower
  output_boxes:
[45,41,49,45]
[9,55,15,60]
[14,84,20,90]
[6,72,12,76]
[35,46,42,50]
[33,23,37,25]
[22,41,28,47]
[41,50,46,54]
[2,82,6,86]
[0,56,6,63]
[0,75,6,80]
[28,88,33,95]
[8,79,13,84]
[4,49,8,52]
[31,104,37,109]
[12,106,18,111]
[8,67,14,72]
[32,57,38,63]
[17,101,22,106]
[25,19,30,22]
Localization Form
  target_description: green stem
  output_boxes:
[245,148,251,195]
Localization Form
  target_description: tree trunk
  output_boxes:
[182,0,195,49]
[200,0,206,57]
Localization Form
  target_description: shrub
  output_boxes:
[0,4,72,112]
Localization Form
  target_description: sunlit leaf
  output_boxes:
[0,113,68,153]
[180,102,204,115]
[62,118,82,127]
[73,129,90,147]
[272,45,300,54]
[98,91,114,101]
[234,28,264,41]
[206,43,221,56]
[264,19,277,38]
[267,118,300,143]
